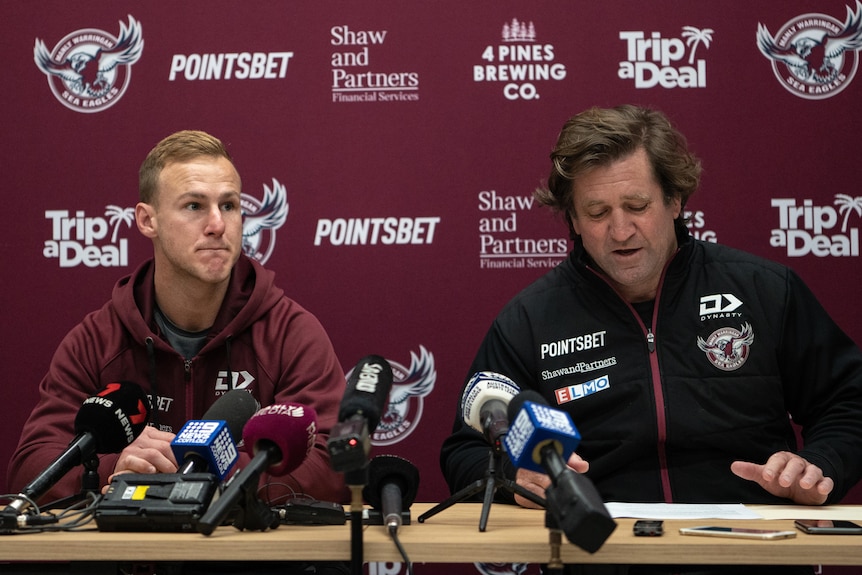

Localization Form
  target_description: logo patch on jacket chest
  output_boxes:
[696,322,755,371]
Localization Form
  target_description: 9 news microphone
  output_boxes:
[362,454,419,532]
[171,389,260,480]
[197,402,317,535]
[460,371,521,450]
[504,390,616,553]
[5,381,150,516]
[327,355,394,473]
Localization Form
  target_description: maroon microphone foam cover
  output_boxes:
[242,403,318,476]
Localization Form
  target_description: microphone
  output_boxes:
[197,402,317,535]
[461,371,521,450]
[503,390,616,553]
[171,389,260,479]
[362,455,419,532]
[5,381,150,515]
[327,355,394,473]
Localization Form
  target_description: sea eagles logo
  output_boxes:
[475,563,530,575]
[697,323,755,372]
[756,2,862,100]
[347,346,436,446]
[241,178,288,265]
[34,15,143,113]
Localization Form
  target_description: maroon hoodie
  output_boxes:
[8,254,349,505]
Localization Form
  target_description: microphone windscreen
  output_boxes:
[242,403,317,477]
[461,371,520,434]
[74,381,151,454]
[202,389,260,443]
[338,355,394,431]
[362,454,419,510]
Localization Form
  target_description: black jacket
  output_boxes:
[442,232,862,505]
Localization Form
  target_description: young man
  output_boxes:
[9,130,348,507]
[441,106,862,574]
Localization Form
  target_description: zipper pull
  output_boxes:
[647,329,656,353]
[184,359,192,381]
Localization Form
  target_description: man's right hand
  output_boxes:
[103,426,178,490]
[514,451,590,509]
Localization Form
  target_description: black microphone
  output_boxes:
[5,381,150,514]
[460,371,521,450]
[171,389,260,479]
[327,355,394,473]
[197,402,318,535]
[504,390,616,553]
[362,454,419,532]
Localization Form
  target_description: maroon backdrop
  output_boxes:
[3,1,861,573]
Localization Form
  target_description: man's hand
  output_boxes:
[514,452,589,509]
[731,451,833,505]
[102,426,178,491]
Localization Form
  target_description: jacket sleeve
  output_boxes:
[6,319,105,504]
[780,270,862,503]
[254,305,350,505]
[440,308,536,502]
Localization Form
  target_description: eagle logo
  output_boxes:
[697,323,755,372]
[347,346,436,447]
[756,1,862,99]
[240,178,289,264]
[34,15,143,113]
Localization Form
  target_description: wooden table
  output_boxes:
[1,503,861,565]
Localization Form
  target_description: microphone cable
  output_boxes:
[1,491,100,533]
[387,523,413,575]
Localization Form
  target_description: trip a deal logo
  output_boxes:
[757,1,862,99]
[34,15,144,113]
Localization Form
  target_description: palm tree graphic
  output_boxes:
[105,205,135,242]
[682,26,715,65]
[835,194,862,233]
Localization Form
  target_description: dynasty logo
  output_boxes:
[34,15,144,113]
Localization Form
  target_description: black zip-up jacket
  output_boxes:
[442,231,862,506]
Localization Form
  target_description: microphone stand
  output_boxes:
[417,446,545,531]
[345,466,367,575]
[544,508,565,575]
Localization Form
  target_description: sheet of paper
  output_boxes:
[605,502,764,520]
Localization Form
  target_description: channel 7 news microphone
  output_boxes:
[504,390,616,553]
[197,402,317,535]
[460,371,521,450]
[327,355,394,473]
[5,381,150,516]
[171,389,260,480]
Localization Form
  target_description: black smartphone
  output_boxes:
[794,519,862,534]
[633,519,664,536]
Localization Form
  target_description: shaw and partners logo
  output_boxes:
[757,1,862,99]
[771,195,861,257]
[34,15,143,113]
[241,178,288,265]
[44,206,134,268]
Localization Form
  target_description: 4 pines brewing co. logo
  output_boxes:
[34,15,144,113]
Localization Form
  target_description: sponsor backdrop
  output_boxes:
[2,1,861,573]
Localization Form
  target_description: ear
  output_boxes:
[135,202,157,239]
[568,210,581,236]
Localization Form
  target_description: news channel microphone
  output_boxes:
[4,381,150,520]
[504,390,616,553]
[327,355,394,473]
[461,371,521,450]
[362,454,419,533]
[197,402,317,535]
[171,389,260,480]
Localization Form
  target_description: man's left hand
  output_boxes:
[731,451,833,505]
